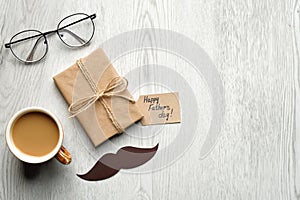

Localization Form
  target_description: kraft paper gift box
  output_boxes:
[53,48,143,147]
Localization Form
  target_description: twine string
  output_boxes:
[68,59,134,133]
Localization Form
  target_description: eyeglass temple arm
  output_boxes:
[59,29,87,44]
[25,36,44,62]
[4,33,44,48]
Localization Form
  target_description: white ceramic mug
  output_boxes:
[6,107,71,164]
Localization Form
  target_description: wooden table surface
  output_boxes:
[1,0,300,199]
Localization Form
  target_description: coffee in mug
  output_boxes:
[12,112,60,156]
[6,107,71,164]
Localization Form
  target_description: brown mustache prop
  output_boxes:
[77,144,159,181]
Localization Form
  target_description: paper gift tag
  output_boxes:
[136,92,181,125]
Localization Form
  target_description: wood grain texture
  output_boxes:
[0,0,298,199]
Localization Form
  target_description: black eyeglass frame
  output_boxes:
[4,13,96,63]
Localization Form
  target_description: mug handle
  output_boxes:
[55,146,72,165]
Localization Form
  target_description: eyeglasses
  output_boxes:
[4,13,96,64]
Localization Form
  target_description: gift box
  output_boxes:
[53,48,143,147]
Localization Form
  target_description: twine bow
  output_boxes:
[68,59,135,133]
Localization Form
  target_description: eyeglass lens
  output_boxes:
[58,13,94,47]
[10,30,47,63]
